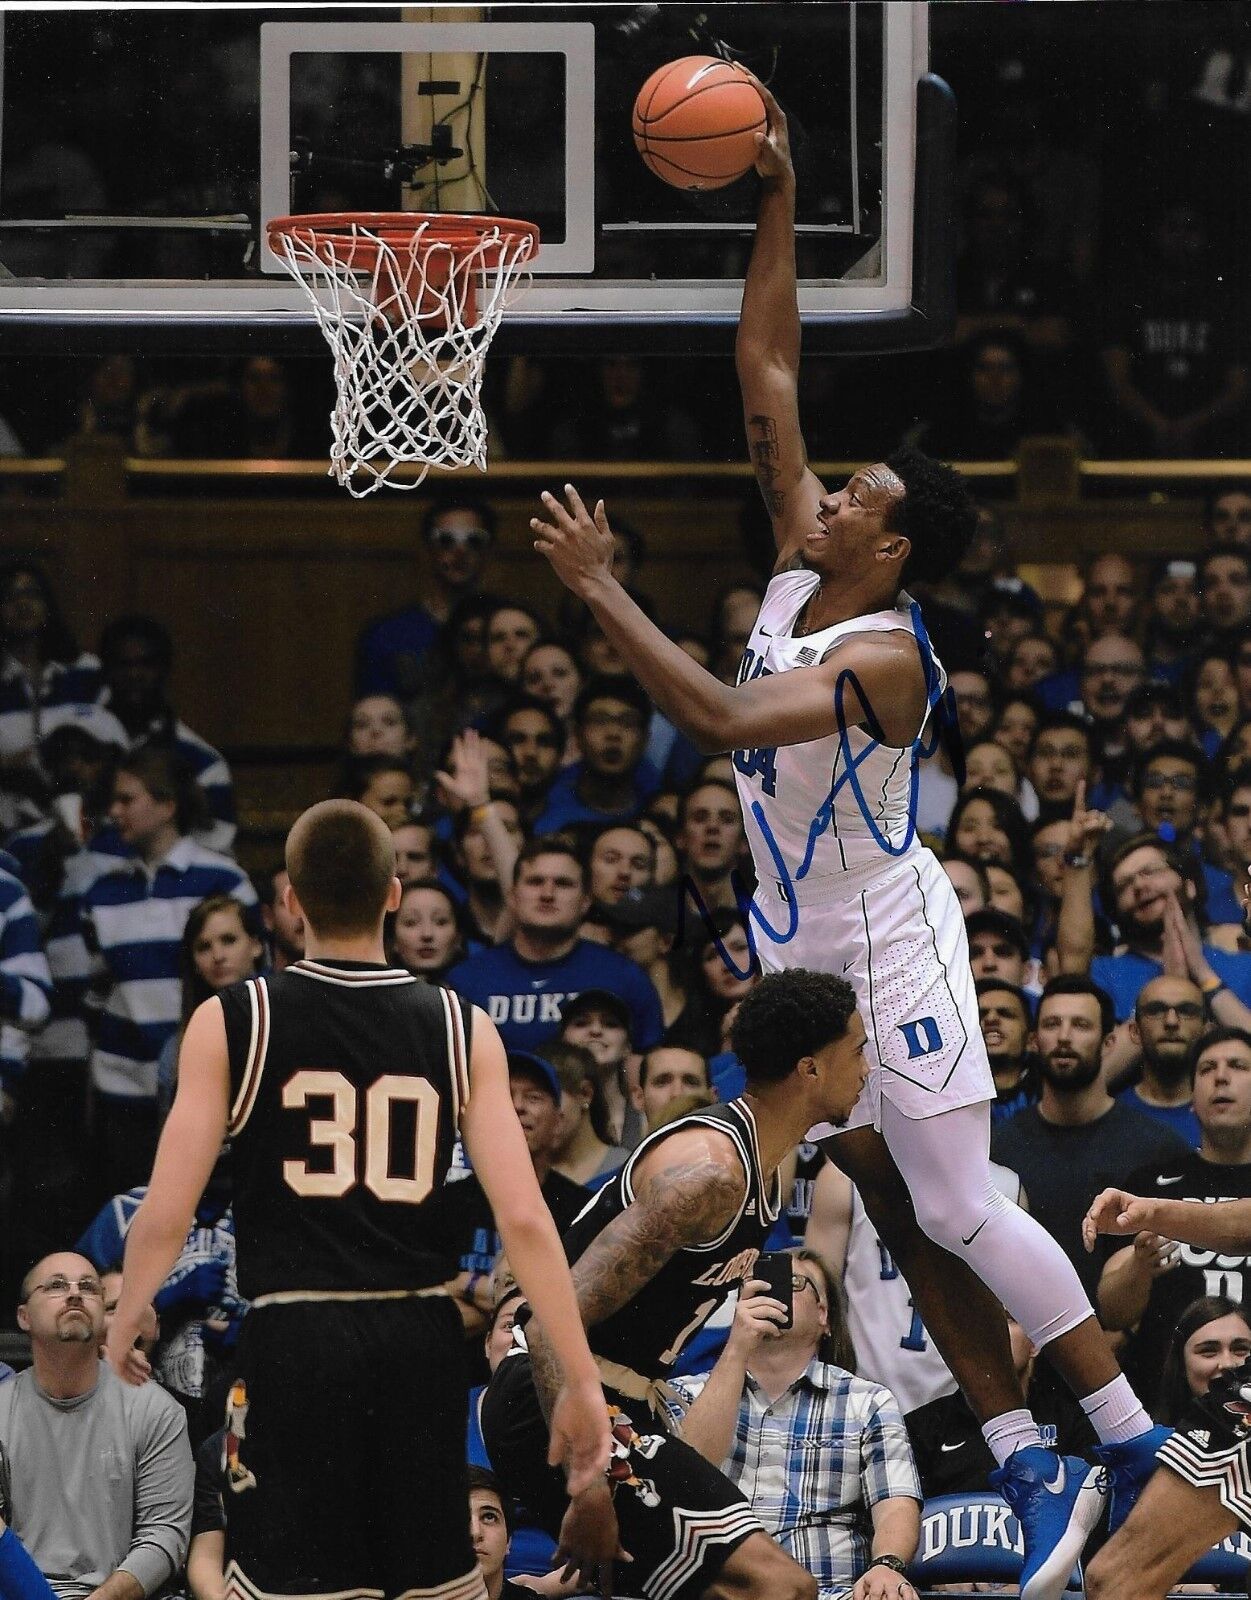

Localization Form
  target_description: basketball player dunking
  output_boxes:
[105,802,614,1600]
[530,86,1167,1600]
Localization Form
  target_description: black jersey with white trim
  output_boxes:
[561,1098,782,1379]
[219,958,470,1300]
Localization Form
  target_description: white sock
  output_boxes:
[982,1408,1045,1467]
[1079,1375,1152,1445]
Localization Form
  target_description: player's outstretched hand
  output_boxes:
[555,1481,631,1599]
[548,1371,613,1496]
[747,77,793,184]
[532,485,615,599]
[1083,1188,1157,1252]
[104,1324,153,1385]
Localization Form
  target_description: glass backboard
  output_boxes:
[0,3,949,351]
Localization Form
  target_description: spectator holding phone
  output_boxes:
[671,1251,922,1600]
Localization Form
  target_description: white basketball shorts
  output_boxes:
[749,846,995,1136]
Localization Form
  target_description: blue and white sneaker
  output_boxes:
[989,1447,1106,1600]
[1093,1424,1173,1534]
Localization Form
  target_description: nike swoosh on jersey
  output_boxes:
[1156,1174,1186,1186]
[940,1441,967,1454]
[1044,1460,1067,1495]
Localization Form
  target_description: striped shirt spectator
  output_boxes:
[0,849,53,1095]
[70,748,255,1102]
[0,656,105,765]
[81,835,255,1099]
[0,562,103,770]
[97,615,237,854]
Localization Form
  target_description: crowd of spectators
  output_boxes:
[1,464,1251,1593]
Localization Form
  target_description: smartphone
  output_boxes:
[753,1252,794,1330]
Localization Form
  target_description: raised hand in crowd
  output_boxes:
[1161,889,1251,1029]
[435,728,493,814]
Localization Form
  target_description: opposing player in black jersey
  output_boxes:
[106,800,612,1600]
[1084,1185,1251,1600]
[482,967,869,1600]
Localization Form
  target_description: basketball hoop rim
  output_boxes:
[266,212,540,261]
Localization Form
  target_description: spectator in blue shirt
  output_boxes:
[97,616,237,856]
[1118,974,1207,1147]
[1080,833,1251,1022]
[531,675,660,833]
[355,495,497,698]
[74,747,256,1201]
[446,837,663,1054]
[1112,738,1243,930]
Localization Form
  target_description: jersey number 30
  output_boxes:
[282,1070,438,1204]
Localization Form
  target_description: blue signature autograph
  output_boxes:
[678,601,964,979]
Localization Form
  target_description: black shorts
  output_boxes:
[481,1353,763,1600]
[1157,1358,1251,1532]
[223,1295,483,1600]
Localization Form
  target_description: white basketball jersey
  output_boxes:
[732,570,947,887]
[845,1164,1021,1415]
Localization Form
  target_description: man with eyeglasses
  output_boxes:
[355,495,497,699]
[1117,976,1207,1147]
[672,1250,922,1600]
[1097,1026,1251,1414]
[1123,739,1244,930]
[533,675,660,834]
[0,1252,192,1600]
[1060,833,1251,1024]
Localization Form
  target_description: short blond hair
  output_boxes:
[286,800,396,938]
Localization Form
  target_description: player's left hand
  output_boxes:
[853,1564,918,1600]
[1083,1188,1157,1251]
[104,1323,153,1385]
[532,485,615,598]
[554,1481,631,1598]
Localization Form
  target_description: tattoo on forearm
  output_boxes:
[747,414,785,518]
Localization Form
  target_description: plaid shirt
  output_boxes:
[672,1359,921,1599]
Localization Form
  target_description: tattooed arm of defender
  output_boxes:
[526,1127,747,1422]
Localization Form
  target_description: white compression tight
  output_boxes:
[878,1097,1094,1351]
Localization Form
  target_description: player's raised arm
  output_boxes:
[107,997,230,1381]
[736,80,825,568]
[459,1007,609,1497]
[534,486,926,755]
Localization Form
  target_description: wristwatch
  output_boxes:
[1063,851,1091,870]
[870,1555,910,1577]
[1201,974,1227,999]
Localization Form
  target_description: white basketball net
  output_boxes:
[269,216,538,497]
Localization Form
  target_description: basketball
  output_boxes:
[632,55,767,192]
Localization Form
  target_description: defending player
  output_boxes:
[105,800,613,1600]
[529,86,1169,1600]
[1083,1187,1251,1600]
[483,968,868,1600]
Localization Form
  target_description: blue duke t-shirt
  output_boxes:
[1092,945,1251,1022]
[445,938,664,1051]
